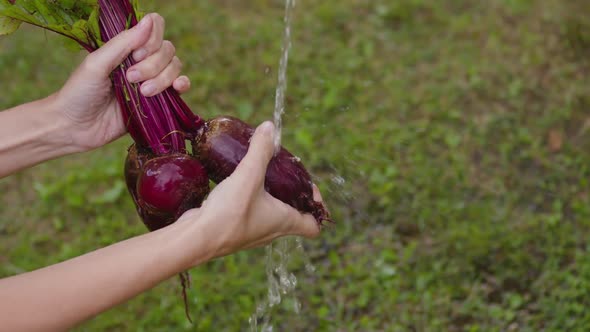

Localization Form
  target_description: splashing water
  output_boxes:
[249,1,355,330]
[249,237,315,332]
[248,1,316,331]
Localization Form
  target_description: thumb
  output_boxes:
[234,121,276,184]
[87,15,153,76]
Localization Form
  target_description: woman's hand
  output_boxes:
[176,121,323,264]
[56,13,189,152]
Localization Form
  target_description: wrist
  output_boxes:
[47,92,92,154]
[0,93,80,177]
[165,209,218,269]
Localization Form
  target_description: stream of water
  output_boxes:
[272,0,295,154]
[248,1,311,331]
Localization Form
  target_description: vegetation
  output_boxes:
[1,0,589,330]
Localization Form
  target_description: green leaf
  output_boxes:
[61,36,85,51]
[0,15,21,35]
[87,7,102,46]
[0,0,100,48]
[0,0,144,50]
[34,0,58,25]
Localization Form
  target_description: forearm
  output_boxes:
[0,217,211,331]
[0,94,78,178]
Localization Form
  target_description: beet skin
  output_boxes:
[124,144,210,231]
[192,116,331,224]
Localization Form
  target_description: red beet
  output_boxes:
[138,154,210,215]
[124,144,210,231]
[192,116,331,224]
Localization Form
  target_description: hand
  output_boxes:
[55,13,189,152]
[177,121,322,262]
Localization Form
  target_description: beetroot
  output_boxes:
[125,145,210,231]
[192,116,331,223]
[1,0,331,228]
[137,154,209,215]
[99,0,331,322]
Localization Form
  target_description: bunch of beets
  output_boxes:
[98,1,332,319]
[97,0,331,231]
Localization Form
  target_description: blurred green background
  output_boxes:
[1,0,590,331]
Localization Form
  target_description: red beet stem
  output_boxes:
[97,0,203,155]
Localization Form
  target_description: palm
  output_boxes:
[60,74,127,151]
[79,97,127,149]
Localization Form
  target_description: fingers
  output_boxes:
[288,211,321,238]
[267,196,321,240]
[233,121,276,189]
[123,13,190,96]
[243,213,321,250]
[173,76,191,94]
[132,13,165,62]
[127,43,189,96]
[85,15,153,76]
[137,55,183,97]
[312,184,323,202]
[126,40,176,83]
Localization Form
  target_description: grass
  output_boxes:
[1,0,590,330]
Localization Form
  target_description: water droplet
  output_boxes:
[293,298,301,314]
[268,277,281,307]
[332,175,346,186]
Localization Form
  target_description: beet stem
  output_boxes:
[98,0,189,155]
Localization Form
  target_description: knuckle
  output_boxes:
[141,63,158,77]
[154,13,165,26]
[306,226,321,239]
[163,40,176,55]
[81,54,103,75]
[173,56,183,69]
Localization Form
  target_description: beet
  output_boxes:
[192,116,331,224]
[137,154,210,216]
[124,144,210,231]
[124,144,169,230]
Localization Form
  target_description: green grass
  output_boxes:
[1,0,590,330]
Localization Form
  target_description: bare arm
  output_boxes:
[0,216,208,331]
[0,95,74,178]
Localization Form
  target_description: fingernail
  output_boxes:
[141,82,156,96]
[175,76,189,90]
[133,48,147,61]
[127,70,140,83]
[258,121,274,135]
[180,76,191,88]
[137,15,151,28]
